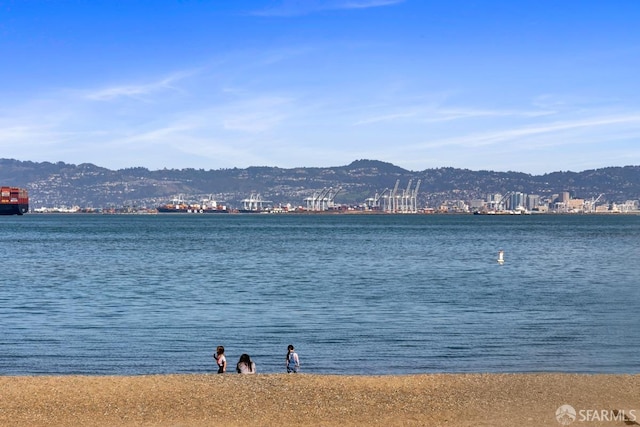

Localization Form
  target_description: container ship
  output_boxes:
[0,187,29,215]
[157,196,228,213]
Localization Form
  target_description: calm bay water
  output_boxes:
[1,213,639,375]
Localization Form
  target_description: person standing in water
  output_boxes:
[213,346,226,374]
[286,344,300,373]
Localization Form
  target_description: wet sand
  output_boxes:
[1,373,639,426]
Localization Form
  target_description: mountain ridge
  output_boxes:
[1,158,639,209]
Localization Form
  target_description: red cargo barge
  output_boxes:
[0,187,29,215]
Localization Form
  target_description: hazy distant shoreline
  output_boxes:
[4,158,639,212]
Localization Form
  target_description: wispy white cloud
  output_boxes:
[341,0,405,10]
[531,93,622,111]
[119,124,195,146]
[252,0,405,17]
[417,113,640,149]
[354,106,555,125]
[425,108,556,123]
[354,111,418,125]
[0,125,41,141]
[258,46,315,66]
[84,69,199,101]
[219,96,295,133]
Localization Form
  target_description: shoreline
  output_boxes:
[2,373,639,426]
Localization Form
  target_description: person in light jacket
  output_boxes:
[236,353,256,374]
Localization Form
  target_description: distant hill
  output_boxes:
[1,158,639,209]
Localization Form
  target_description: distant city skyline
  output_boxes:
[2,1,640,174]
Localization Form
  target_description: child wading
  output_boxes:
[286,344,300,373]
[213,346,226,374]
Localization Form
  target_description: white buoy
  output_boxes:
[497,250,504,264]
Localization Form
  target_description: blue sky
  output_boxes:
[1,0,640,174]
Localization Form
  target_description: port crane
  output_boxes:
[305,187,342,211]
[376,179,421,213]
[587,193,604,213]
[411,179,421,212]
[316,188,331,211]
[366,188,389,210]
[305,188,327,211]
[390,179,400,212]
[379,180,400,213]
[494,191,513,212]
[326,186,341,210]
[401,179,413,213]
[241,193,271,211]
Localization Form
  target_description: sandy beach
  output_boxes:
[1,373,639,426]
